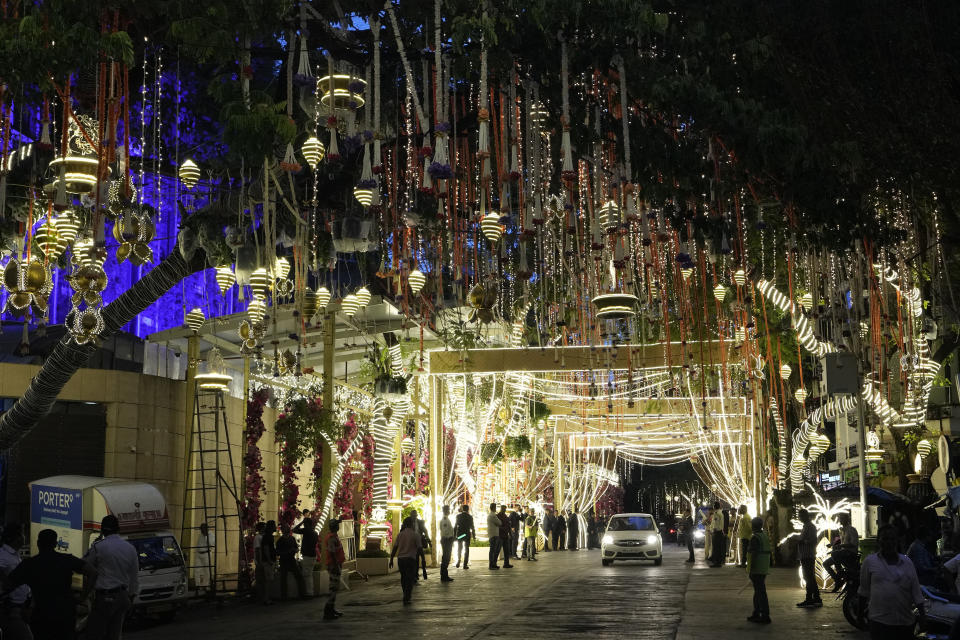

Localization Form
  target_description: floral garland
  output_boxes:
[240,387,269,581]
[359,432,375,517]
[275,395,331,529]
[417,448,429,494]
[279,441,300,529]
[332,414,359,518]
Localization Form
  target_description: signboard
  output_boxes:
[30,484,83,555]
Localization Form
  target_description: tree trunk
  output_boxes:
[0,247,202,451]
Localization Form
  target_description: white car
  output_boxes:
[601,513,663,566]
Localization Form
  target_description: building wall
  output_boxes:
[0,364,293,580]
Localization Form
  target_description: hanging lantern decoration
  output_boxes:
[779,363,792,380]
[301,136,325,169]
[178,158,201,189]
[681,267,694,281]
[341,294,359,317]
[713,284,727,303]
[917,439,932,459]
[598,200,621,231]
[2,258,49,317]
[408,269,426,294]
[733,269,747,286]
[247,297,266,325]
[355,286,371,308]
[185,307,205,333]
[54,210,80,250]
[113,208,156,265]
[481,212,503,243]
[354,185,374,207]
[592,292,639,320]
[316,286,331,310]
[400,435,415,455]
[34,220,61,261]
[274,256,291,281]
[734,327,746,343]
[794,387,808,404]
[300,290,320,320]
[215,266,236,295]
[250,267,270,299]
[45,115,106,196]
[318,73,366,109]
[799,292,814,311]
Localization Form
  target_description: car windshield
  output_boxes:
[608,516,655,531]
[128,536,184,571]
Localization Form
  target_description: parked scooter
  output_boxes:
[835,554,869,630]
[917,585,960,638]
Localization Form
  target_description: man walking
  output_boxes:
[498,505,514,568]
[84,515,139,640]
[0,523,32,640]
[524,511,539,561]
[321,519,345,619]
[746,517,772,624]
[389,517,420,605]
[8,528,97,639]
[796,509,822,608]
[455,504,475,569]
[439,505,456,582]
[487,503,502,570]
[292,516,318,597]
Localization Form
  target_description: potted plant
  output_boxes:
[367,344,410,401]
[355,548,396,575]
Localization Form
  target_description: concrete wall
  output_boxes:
[0,364,289,581]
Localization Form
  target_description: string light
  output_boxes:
[316,286,331,309]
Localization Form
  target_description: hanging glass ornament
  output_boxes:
[178,158,201,189]
[215,266,236,295]
[45,114,107,196]
[185,307,205,333]
[301,136,325,169]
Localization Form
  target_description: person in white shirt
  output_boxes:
[195,522,214,594]
[824,512,859,592]
[439,505,456,582]
[84,514,140,640]
[859,524,924,639]
[0,523,32,640]
[709,502,725,567]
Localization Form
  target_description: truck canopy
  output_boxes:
[30,475,170,532]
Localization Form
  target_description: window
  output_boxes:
[128,536,184,571]
[607,516,655,532]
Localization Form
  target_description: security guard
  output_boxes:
[84,515,139,640]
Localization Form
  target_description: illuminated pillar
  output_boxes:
[554,428,565,513]
[181,335,199,534]
[428,376,442,567]
[320,311,336,529]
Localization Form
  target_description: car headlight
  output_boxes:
[646,534,658,545]
[602,534,613,545]
[693,530,705,539]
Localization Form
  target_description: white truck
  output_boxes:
[29,475,188,614]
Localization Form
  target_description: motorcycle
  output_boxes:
[917,585,960,638]
[833,553,869,630]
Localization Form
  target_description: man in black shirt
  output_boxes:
[454,505,476,569]
[7,528,97,640]
[292,516,319,597]
[508,508,522,559]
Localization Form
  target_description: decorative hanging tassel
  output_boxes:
[431,128,451,197]
[509,142,520,180]
[16,320,29,357]
[39,119,52,149]
[533,192,545,225]
[591,211,604,251]
[561,125,575,182]
[420,134,433,194]
[326,116,340,161]
[478,109,490,179]
[565,202,577,235]
[521,203,536,241]
[295,35,314,84]
[559,36,575,183]
[518,242,532,279]
[53,164,68,210]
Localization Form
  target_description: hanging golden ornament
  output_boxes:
[215,266,236,295]
[316,286,331,310]
[779,363,792,380]
[185,307,205,333]
[318,74,366,109]
[300,290,320,319]
[598,200,621,231]
[733,269,746,286]
[481,212,503,243]
[799,292,814,311]
[917,439,932,458]
[2,258,49,317]
[713,284,727,303]
[54,210,80,250]
[250,267,270,299]
[113,209,155,266]
[353,186,374,207]
[341,294,359,317]
[34,220,61,261]
[794,387,808,404]
[178,158,201,189]
[274,256,291,281]
[247,297,266,325]
[681,267,694,281]
[355,286,371,308]
[301,136,325,169]
[408,269,426,294]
